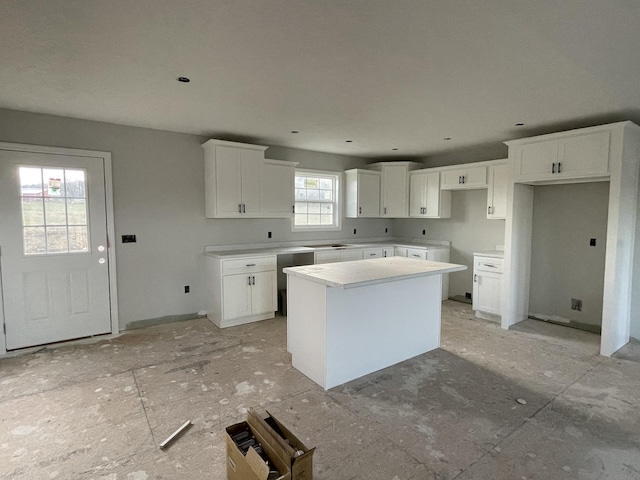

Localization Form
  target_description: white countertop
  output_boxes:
[283,256,466,289]
[206,241,449,258]
[473,250,504,259]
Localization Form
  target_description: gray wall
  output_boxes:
[394,189,506,299]
[0,109,391,328]
[529,182,609,328]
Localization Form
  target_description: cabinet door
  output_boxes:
[558,131,610,179]
[222,274,252,320]
[425,171,452,218]
[240,148,262,215]
[381,164,409,217]
[463,166,488,188]
[251,271,276,315]
[358,170,381,217]
[409,172,427,217]
[513,139,558,181]
[473,272,501,315]
[261,161,294,217]
[487,164,509,219]
[215,146,244,217]
[440,169,465,189]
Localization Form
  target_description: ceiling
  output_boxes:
[2,0,640,159]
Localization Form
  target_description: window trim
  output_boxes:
[292,169,342,232]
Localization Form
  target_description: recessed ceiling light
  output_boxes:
[177,77,190,83]
[515,123,525,126]
[291,130,299,134]
[345,140,353,143]
[392,148,398,151]
[443,137,452,141]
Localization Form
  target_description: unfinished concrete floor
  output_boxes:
[1,301,639,479]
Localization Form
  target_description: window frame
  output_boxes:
[292,169,342,232]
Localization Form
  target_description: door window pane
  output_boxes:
[19,167,89,255]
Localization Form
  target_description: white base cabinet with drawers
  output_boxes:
[394,246,450,301]
[472,255,503,322]
[206,254,277,328]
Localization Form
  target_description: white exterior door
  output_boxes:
[0,149,113,350]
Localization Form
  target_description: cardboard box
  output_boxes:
[249,408,315,480]
[226,414,290,480]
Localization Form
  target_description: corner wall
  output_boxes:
[393,189,506,299]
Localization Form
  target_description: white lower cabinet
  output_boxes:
[206,254,277,328]
[472,255,503,321]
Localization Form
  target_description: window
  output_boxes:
[293,170,340,231]
[19,167,89,255]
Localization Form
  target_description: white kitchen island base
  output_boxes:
[285,257,465,390]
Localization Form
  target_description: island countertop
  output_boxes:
[283,256,466,289]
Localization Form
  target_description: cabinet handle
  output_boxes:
[242,204,246,213]
[239,204,242,213]
[292,205,295,213]
[488,206,492,215]
[245,263,256,267]
[248,276,252,285]
[474,274,478,282]
[462,175,466,184]
[558,162,562,173]
[412,254,421,258]
[484,264,498,268]
[252,276,255,285]
[552,163,556,174]
[369,253,376,256]
[458,176,462,184]
[359,206,362,214]
[384,207,387,215]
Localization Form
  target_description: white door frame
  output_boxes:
[0,142,119,355]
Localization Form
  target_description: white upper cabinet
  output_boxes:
[486,162,509,220]
[369,162,422,217]
[440,164,488,190]
[261,159,296,218]
[409,170,451,218]
[345,169,381,218]
[509,130,610,183]
[203,139,297,218]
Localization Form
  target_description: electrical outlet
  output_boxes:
[571,298,582,311]
[422,229,426,235]
[122,234,136,243]
[184,286,190,294]
[353,228,356,234]
[268,231,272,238]
[465,292,472,299]
[590,238,596,246]
[385,227,388,233]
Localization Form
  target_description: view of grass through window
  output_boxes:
[19,167,89,255]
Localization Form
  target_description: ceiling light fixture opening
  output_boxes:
[345,140,353,143]
[177,77,190,83]
[392,148,398,151]
[515,123,525,126]
[291,130,299,134]
[443,137,452,141]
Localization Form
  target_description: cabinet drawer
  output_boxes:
[407,248,427,260]
[474,256,503,274]
[222,255,276,275]
[362,247,383,259]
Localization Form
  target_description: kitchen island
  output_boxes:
[283,256,466,390]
